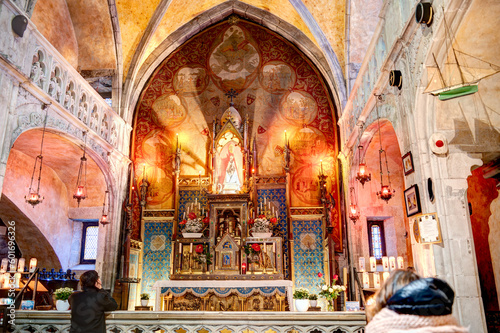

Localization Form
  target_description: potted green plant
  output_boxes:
[308,293,318,307]
[292,287,310,312]
[140,293,150,306]
[53,287,73,311]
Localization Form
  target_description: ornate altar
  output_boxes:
[164,95,288,310]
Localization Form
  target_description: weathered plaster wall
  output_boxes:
[31,0,79,68]
[489,189,500,309]
[303,0,345,72]
[66,0,117,71]
[2,149,74,269]
[116,0,162,78]
[467,168,499,311]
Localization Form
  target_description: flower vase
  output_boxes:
[56,299,70,311]
[310,300,317,307]
[294,299,309,312]
[327,299,335,311]
[141,299,149,306]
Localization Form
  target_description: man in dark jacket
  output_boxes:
[69,270,118,333]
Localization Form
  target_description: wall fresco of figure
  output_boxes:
[132,18,340,219]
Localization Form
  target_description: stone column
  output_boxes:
[429,152,487,333]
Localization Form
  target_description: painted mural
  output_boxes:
[132,16,340,239]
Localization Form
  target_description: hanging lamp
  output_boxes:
[355,145,371,186]
[25,105,49,207]
[374,98,395,203]
[100,188,110,225]
[349,187,360,222]
[73,131,88,206]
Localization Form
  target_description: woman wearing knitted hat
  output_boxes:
[366,269,468,333]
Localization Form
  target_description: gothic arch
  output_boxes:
[124,1,345,124]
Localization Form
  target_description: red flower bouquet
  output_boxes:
[258,214,266,219]
[248,218,255,225]
[180,219,187,225]
[188,212,197,220]
[195,244,204,254]
[251,243,261,252]
[202,217,209,224]
[270,217,277,224]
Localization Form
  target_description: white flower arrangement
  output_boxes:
[318,284,346,300]
[180,212,204,233]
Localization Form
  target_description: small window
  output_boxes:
[80,222,99,264]
[368,220,386,261]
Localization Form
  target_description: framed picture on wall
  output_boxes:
[404,185,421,217]
[402,151,414,175]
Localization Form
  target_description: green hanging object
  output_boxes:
[438,84,478,101]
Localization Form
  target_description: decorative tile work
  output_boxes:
[291,219,324,294]
[257,188,289,279]
[141,221,174,300]
[179,189,208,222]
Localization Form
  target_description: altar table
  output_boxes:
[152,280,294,311]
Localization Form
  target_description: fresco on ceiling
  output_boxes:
[132,18,339,210]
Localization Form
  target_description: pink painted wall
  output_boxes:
[3,149,75,269]
[351,121,411,268]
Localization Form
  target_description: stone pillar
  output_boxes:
[428,152,487,333]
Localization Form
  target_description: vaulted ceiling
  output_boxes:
[32,0,348,89]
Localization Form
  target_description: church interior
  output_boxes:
[0,0,499,332]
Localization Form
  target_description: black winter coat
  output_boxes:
[69,286,118,333]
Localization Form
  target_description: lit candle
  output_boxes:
[382,271,390,282]
[263,243,267,253]
[264,197,266,205]
[183,212,186,219]
[129,165,134,204]
[3,273,9,289]
[242,263,247,274]
[382,257,389,271]
[363,272,370,288]
[320,160,323,175]
[14,273,20,289]
[397,256,404,269]
[358,257,365,272]
[0,259,7,273]
[284,130,287,145]
[389,257,396,271]
[142,163,146,182]
[29,258,37,273]
[369,257,376,272]
[374,272,381,288]
[179,243,182,253]
[9,259,17,272]
[190,243,193,253]
[17,258,25,272]
[176,133,179,149]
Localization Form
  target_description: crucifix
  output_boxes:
[225,89,238,105]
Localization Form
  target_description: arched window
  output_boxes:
[368,220,386,260]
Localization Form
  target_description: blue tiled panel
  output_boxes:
[141,221,173,300]
[292,219,324,294]
[257,188,289,279]
[178,189,208,222]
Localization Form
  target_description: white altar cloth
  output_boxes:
[152,279,294,311]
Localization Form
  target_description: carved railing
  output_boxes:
[14,310,366,333]
[0,0,126,153]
